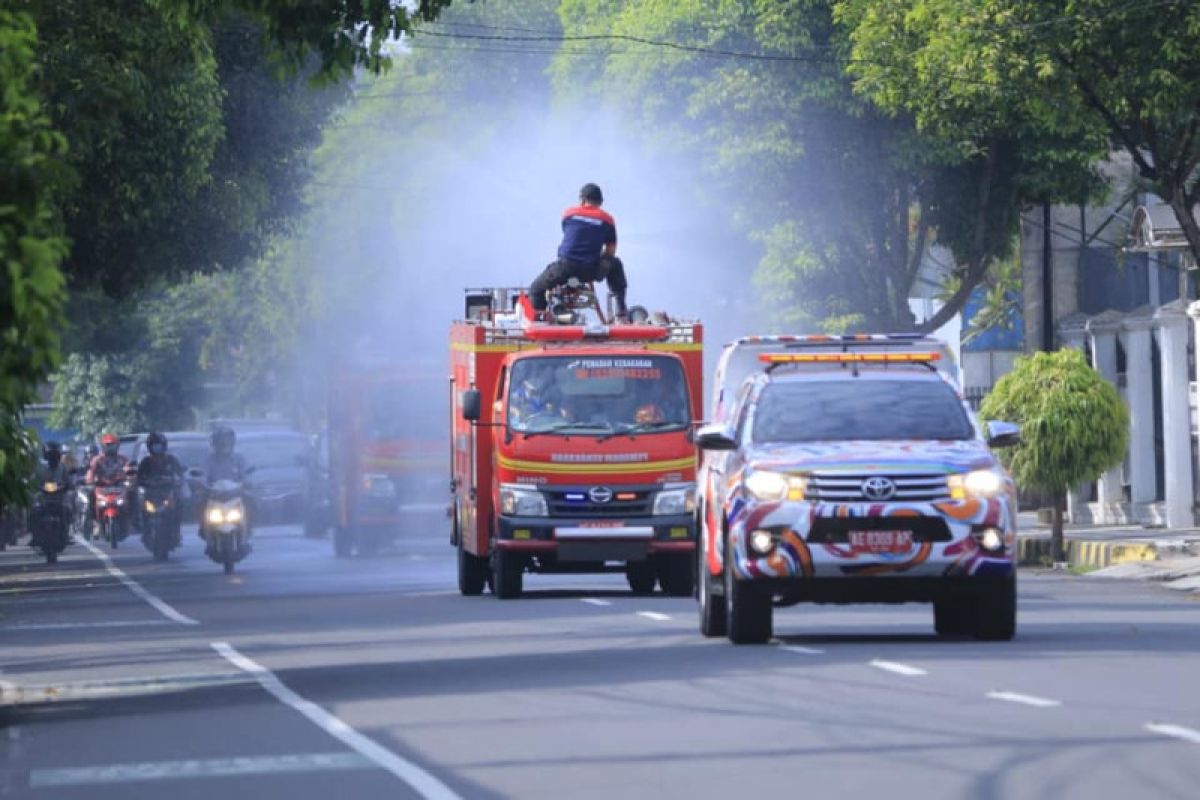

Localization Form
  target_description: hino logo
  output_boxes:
[588,486,614,504]
[861,477,897,501]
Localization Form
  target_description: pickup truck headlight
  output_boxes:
[744,470,807,502]
[948,468,1005,499]
[653,485,696,515]
[499,485,548,517]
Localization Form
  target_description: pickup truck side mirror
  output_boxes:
[461,389,482,422]
[695,423,737,451]
[986,420,1021,449]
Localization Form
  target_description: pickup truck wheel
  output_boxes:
[491,548,523,599]
[625,561,656,595]
[933,598,974,637]
[725,562,772,644]
[457,540,488,596]
[698,562,726,637]
[656,554,694,597]
[973,578,1017,641]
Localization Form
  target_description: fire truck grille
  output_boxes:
[546,490,652,517]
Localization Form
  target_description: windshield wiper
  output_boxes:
[523,422,613,440]
[597,421,688,442]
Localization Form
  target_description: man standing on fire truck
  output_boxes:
[529,183,629,320]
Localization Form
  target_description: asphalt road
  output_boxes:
[2,507,1200,799]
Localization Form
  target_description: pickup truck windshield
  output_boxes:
[508,355,689,435]
[752,379,974,443]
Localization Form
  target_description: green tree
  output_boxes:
[979,349,1128,562]
[0,10,67,507]
[840,0,1200,265]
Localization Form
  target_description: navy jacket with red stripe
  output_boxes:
[558,204,617,265]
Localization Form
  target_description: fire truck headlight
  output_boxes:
[500,485,547,517]
[653,485,695,515]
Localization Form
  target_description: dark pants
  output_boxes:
[530,256,627,313]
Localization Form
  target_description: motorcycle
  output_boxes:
[72,483,92,541]
[93,482,131,549]
[202,478,251,574]
[29,479,70,564]
[139,477,181,562]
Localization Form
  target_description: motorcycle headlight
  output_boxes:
[948,468,1006,500]
[744,471,807,502]
[206,508,225,525]
[499,485,547,517]
[226,507,244,524]
[43,482,58,493]
[144,500,157,513]
[653,485,696,515]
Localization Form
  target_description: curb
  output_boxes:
[1016,537,1159,569]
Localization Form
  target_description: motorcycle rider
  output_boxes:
[136,432,186,535]
[199,427,249,537]
[529,183,629,321]
[85,433,129,538]
[31,440,72,546]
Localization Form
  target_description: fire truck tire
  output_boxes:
[491,548,523,599]
[656,554,694,597]
[457,541,488,596]
[625,561,656,595]
[725,565,772,644]
[333,526,353,557]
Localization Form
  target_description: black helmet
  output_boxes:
[43,441,63,468]
[147,431,168,456]
[211,426,235,455]
[579,183,603,204]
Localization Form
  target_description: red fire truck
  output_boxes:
[450,287,703,598]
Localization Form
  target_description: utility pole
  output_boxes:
[1042,203,1054,351]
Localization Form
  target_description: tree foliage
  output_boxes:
[840,0,1200,265]
[0,10,67,506]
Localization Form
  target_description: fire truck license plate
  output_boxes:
[849,530,913,554]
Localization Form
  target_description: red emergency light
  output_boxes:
[523,324,669,342]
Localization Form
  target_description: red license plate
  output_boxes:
[849,529,913,554]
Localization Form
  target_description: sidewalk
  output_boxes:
[1016,511,1200,591]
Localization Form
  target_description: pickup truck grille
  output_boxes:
[545,489,652,517]
[807,472,951,503]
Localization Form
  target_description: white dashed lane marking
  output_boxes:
[869,659,927,677]
[80,538,198,626]
[636,611,671,621]
[779,645,826,655]
[2,620,173,632]
[212,642,461,799]
[581,598,612,607]
[30,753,370,788]
[1145,723,1200,744]
[986,691,1062,708]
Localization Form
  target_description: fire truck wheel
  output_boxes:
[625,561,656,595]
[333,526,353,557]
[457,540,488,596]
[491,548,523,599]
[358,528,381,557]
[656,554,694,597]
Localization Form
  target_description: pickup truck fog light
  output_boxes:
[750,529,775,555]
[976,527,1005,553]
[653,485,696,515]
[499,485,548,517]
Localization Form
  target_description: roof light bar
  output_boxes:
[758,352,942,364]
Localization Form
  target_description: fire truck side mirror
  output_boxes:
[460,389,482,422]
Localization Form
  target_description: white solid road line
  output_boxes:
[30,752,370,788]
[581,598,612,607]
[869,659,927,677]
[212,642,461,800]
[986,691,1062,708]
[637,611,672,621]
[779,645,826,655]
[80,538,198,626]
[1145,722,1200,744]
[2,620,173,632]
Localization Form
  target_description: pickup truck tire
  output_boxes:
[973,578,1017,641]
[492,548,523,599]
[698,570,726,638]
[725,566,772,644]
[656,554,694,597]
[457,540,488,596]
[933,598,974,636]
[625,561,656,595]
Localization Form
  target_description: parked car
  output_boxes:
[238,430,315,525]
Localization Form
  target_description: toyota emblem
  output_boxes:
[861,477,897,501]
[588,486,614,504]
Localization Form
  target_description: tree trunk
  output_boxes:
[1166,187,1200,270]
[1051,490,1066,565]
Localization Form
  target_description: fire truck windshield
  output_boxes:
[507,355,689,436]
